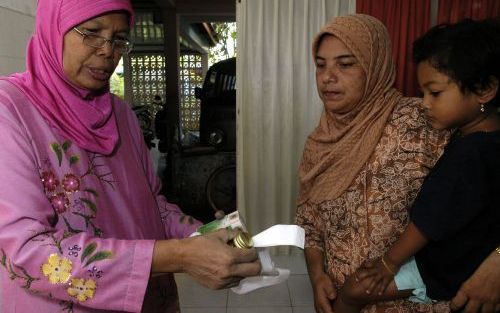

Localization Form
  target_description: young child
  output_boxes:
[333,18,500,313]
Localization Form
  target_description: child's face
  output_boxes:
[417,61,482,134]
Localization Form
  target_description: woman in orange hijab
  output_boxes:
[296,14,500,313]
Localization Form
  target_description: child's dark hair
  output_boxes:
[413,18,500,107]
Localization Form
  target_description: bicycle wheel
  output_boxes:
[206,164,236,214]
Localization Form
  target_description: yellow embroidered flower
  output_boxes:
[67,278,96,302]
[41,253,72,284]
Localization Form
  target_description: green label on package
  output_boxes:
[197,211,247,234]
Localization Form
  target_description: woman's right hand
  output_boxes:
[152,228,261,289]
[305,247,336,313]
[310,271,336,313]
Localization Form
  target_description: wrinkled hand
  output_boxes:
[153,228,261,289]
[355,258,396,296]
[184,229,261,289]
[450,252,500,313]
[310,271,336,313]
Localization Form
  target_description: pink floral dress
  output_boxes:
[0,81,201,312]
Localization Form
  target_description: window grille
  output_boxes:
[129,53,166,115]
[131,11,164,44]
[127,53,204,129]
[126,10,206,134]
[179,53,204,132]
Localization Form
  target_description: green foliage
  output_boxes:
[110,72,125,99]
[209,22,237,66]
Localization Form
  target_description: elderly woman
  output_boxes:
[296,14,500,313]
[0,0,259,312]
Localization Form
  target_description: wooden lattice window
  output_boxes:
[180,53,204,132]
[129,53,166,114]
[131,11,164,44]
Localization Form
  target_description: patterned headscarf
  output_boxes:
[3,0,134,155]
[298,14,402,205]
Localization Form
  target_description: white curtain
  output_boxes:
[236,0,356,236]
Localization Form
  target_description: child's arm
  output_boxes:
[385,222,428,268]
[355,222,428,295]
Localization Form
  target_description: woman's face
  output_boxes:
[63,12,129,91]
[315,35,366,114]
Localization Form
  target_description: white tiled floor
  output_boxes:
[176,253,315,313]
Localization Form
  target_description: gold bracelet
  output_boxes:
[381,256,396,275]
[496,246,500,255]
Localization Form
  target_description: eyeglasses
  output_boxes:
[73,28,133,55]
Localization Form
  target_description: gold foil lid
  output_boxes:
[231,231,253,249]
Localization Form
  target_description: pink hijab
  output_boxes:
[3,0,134,155]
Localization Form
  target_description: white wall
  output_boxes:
[0,0,37,75]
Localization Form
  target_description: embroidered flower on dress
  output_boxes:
[62,174,80,193]
[41,253,72,284]
[50,193,70,214]
[88,266,103,279]
[41,171,59,192]
[68,245,82,257]
[67,278,96,302]
[72,198,86,212]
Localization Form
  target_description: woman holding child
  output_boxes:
[296,14,500,313]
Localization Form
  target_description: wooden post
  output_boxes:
[162,8,181,149]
